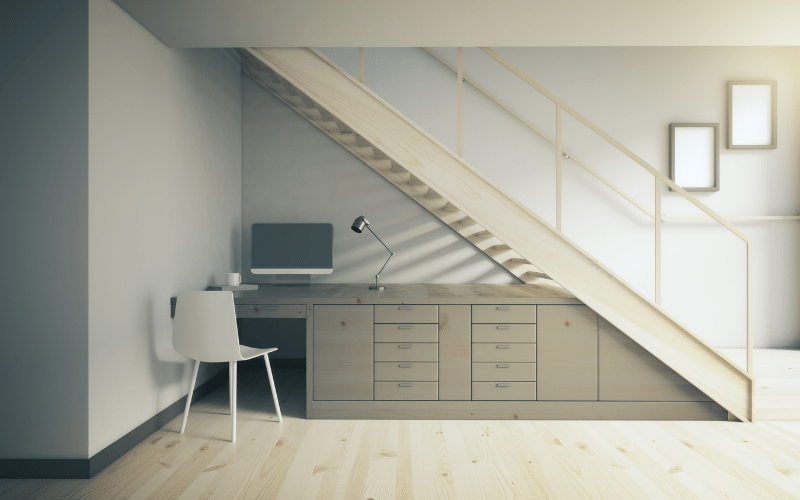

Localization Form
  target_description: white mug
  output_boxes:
[227,273,241,286]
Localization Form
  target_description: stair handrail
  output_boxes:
[418,47,753,375]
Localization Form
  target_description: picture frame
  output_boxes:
[669,123,719,192]
[727,80,777,149]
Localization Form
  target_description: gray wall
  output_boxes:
[317,47,800,349]
[87,0,242,456]
[0,0,90,459]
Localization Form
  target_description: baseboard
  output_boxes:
[0,367,230,479]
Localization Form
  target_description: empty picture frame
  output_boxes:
[727,80,777,149]
[669,123,719,192]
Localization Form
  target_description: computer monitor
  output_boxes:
[251,223,333,274]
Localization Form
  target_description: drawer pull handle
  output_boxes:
[497,383,511,387]
[399,325,413,330]
[398,364,412,368]
[262,306,278,310]
[496,344,511,349]
[496,306,510,310]
[496,364,510,368]
[399,383,413,387]
[399,306,413,310]
[496,325,510,330]
[399,344,413,349]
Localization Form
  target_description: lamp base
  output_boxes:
[369,285,385,290]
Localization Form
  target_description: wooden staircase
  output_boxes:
[237,47,754,421]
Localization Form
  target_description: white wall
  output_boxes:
[0,0,90,459]
[88,0,242,455]
[315,47,800,349]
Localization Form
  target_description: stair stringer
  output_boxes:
[240,47,754,421]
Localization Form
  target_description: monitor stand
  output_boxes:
[276,274,311,286]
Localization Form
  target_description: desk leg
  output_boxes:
[306,304,314,419]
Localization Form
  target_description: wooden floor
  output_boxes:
[3,362,800,500]
[720,348,800,421]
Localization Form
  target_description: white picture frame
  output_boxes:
[669,123,719,192]
[727,80,777,149]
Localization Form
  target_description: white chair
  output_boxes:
[173,290,282,442]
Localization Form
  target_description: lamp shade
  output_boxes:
[351,216,368,233]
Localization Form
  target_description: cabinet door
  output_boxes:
[313,305,373,400]
[537,305,598,401]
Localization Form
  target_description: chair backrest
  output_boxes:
[173,290,243,362]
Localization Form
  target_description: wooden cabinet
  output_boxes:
[472,304,537,401]
[313,305,374,401]
[438,305,471,400]
[537,305,598,401]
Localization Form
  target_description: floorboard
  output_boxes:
[2,363,800,500]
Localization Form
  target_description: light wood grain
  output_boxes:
[375,342,438,362]
[472,343,536,363]
[472,362,536,382]
[472,323,536,343]
[313,305,373,401]
[599,317,711,402]
[375,382,438,401]
[375,323,438,342]
[438,304,472,401]
[537,305,598,401]
[472,304,536,324]
[375,304,438,323]
[12,372,800,499]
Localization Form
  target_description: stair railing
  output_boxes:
[354,47,753,375]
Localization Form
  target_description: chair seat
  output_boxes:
[239,345,277,361]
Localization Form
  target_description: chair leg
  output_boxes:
[264,354,283,423]
[229,361,237,443]
[180,359,200,434]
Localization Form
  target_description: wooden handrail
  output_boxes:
[478,47,753,374]
[358,47,753,376]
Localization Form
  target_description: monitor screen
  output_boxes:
[251,223,333,274]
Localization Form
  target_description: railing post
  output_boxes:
[556,105,562,231]
[359,48,364,83]
[457,47,463,157]
[655,178,661,305]
[747,242,753,375]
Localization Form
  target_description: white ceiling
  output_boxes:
[111,0,800,48]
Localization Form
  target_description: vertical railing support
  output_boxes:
[457,47,463,157]
[655,178,662,305]
[555,105,562,231]
[747,243,753,375]
[359,48,364,83]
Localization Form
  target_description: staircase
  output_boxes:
[237,47,754,422]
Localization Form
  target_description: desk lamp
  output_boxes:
[351,216,394,290]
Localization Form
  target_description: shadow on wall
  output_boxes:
[333,212,518,284]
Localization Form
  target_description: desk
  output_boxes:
[171,284,724,420]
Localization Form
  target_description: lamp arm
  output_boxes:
[366,225,395,278]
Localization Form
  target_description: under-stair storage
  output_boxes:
[239,47,754,421]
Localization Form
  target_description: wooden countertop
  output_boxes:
[171,283,580,307]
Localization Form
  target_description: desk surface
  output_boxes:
[226,283,578,305]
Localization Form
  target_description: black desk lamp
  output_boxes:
[351,216,394,290]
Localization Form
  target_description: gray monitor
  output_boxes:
[251,223,333,274]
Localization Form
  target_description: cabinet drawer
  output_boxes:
[472,305,535,324]
[472,343,536,363]
[472,382,536,401]
[375,305,438,323]
[375,382,438,400]
[472,362,536,382]
[238,304,306,318]
[375,362,438,381]
[374,343,438,362]
[375,323,438,343]
[472,324,536,343]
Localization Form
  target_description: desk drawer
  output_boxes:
[375,305,438,324]
[374,343,438,362]
[375,362,438,381]
[472,343,536,363]
[375,323,438,343]
[472,362,536,382]
[472,324,536,343]
[375,382,438,400]
[472,305,535,324]
[472,382,536,401]
[238,304,306,318]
